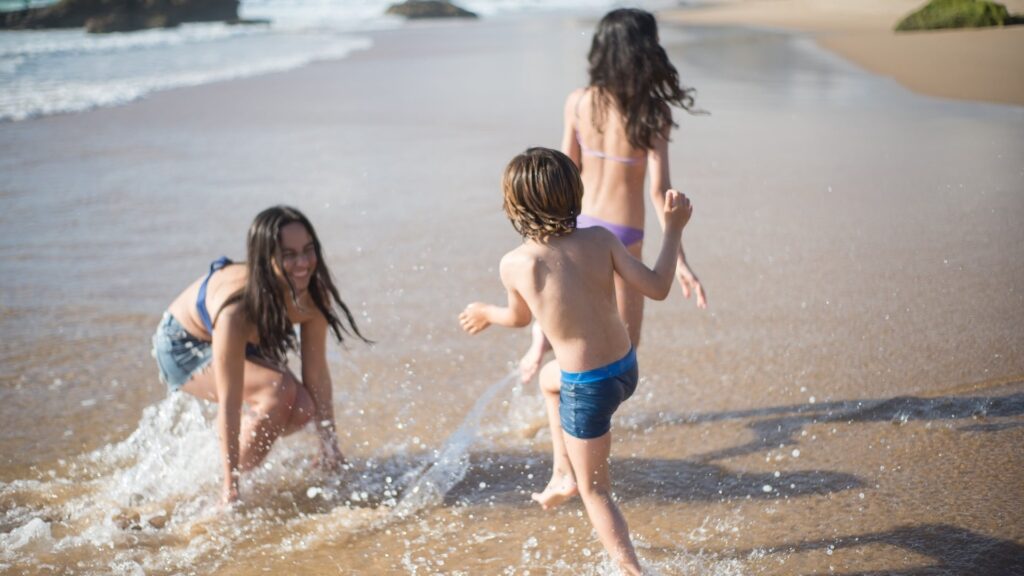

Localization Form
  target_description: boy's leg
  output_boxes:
[531,360,579,509]
[564,432,642,576]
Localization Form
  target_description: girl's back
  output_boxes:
[569,87,649,226]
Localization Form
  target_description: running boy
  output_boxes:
[459,147,690,575]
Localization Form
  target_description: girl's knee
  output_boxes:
[290,386,315,428]
[250,372,301,419]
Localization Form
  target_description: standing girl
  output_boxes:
[152,205,369,505]
[520,8,707,382]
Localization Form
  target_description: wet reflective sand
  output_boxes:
[1,14,1022,575]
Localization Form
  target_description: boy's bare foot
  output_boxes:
[518,322,550,383]
[531,476,578,510]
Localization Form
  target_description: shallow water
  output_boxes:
[1,12,1023,576]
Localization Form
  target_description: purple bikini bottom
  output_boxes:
[576,214,644,247]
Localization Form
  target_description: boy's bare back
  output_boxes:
[500,226,631,373]
[499,225,626,373]
[459,146,690,375]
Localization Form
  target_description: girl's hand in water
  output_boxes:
[317,442,348,473]
[220,484,240,509]
[459,303,492,334]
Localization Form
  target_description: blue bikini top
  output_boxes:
[195,256,265,359]
[196,256,232,333]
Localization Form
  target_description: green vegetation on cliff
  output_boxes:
[896,0,1013,31]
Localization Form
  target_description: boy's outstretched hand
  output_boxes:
[459,303,491,334]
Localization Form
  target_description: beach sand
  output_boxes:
[1,10,1023,575]
[661,0,1024,106]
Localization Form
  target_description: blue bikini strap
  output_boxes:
[196,256,232,333]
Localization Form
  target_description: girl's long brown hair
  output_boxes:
[587,8,699,150]
[220,205,369,365]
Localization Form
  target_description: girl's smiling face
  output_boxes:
[277,221,317,293]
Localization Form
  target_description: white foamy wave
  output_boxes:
[0,518,54,554]
[241,0,404,32]
[85,393,221,504]
[0,394,221,572]
[0,23,268,59]
[241,0,664,23]
[0,35,371,121]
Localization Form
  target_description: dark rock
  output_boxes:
[85,11,179,33]
[895,0,1014,31]
[1,0,239,32]
[385,0,477,20]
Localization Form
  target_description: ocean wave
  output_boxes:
[0,54,24,74]
[0,22,269,60]
[0,35,372,122]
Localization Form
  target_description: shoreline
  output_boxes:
[660,0,1024,107]
[2,9,1023,574]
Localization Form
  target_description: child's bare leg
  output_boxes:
[531,360,578,509]
[282,380,315,436]
[518,321,551,383]
[187,362,313,472]
[564,432,642,576]
[237,369,310,471]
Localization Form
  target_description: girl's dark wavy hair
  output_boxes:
[587,8,699,150]
[219,205,370,365]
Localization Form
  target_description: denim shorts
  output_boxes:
[559,348,638,440]
[152,312,213,392]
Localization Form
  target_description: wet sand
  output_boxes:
[2,12,1023,576]
[661,0,1024,106]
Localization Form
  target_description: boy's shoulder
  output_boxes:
[499,243,544,288]
[569,226,618,250]
[500,243,537,271]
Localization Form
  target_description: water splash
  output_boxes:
[390,371,517,519]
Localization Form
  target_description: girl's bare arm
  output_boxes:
[210,306,247,504]
[648,122,708,308]
[562,89,583,168]
[301,314,344,467]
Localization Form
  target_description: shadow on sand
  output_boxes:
[441,452,861,508]
[621,392,1024,465]
[736,523,1024,575]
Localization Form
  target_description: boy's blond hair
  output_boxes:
[502,147,583,241]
